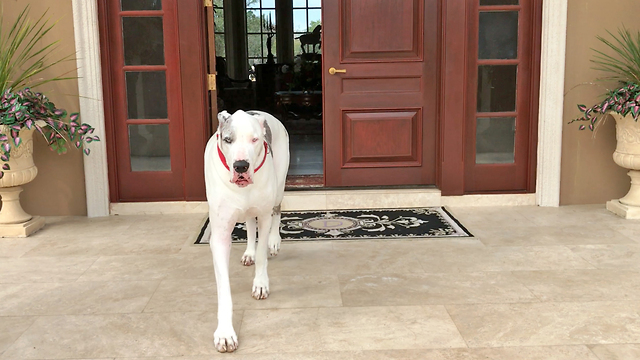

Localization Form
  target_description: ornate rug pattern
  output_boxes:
[195,207,472,244]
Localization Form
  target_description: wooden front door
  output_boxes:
[323,0,438,187]
[100,0,209,202]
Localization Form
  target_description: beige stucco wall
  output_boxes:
[3,0,87,216]
[561,0,640,205]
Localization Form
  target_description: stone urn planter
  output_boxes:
[606,112,640,219]
[0,128,45,237]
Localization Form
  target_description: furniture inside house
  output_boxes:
[215,56,254,113]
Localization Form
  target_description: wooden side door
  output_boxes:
[100,0,209,202]
[463,0,541,193]
[323,0,439,187]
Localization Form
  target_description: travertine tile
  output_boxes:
[339,272,537,306]
[144,276,342,313]
[569,244,640,269]
[109,346,600,360]
[415,243,595,273]
[328,241,427,274]
[23,233,188,257]
[237,306,466,353]
[0,257,98,284]
[512,269,640,301]
[0,317,37,355]
[0,238,42,258]
[517,204,622,227]
[474,224,634,247]
[589,344,640,360]
[447,301,640,347]
[489,246,596,271]
[77,252,216,282]
[260,241,337,277]
[2,311,242,359]
[32,216,132,238]
[0,281,159,316]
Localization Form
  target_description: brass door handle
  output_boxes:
[328,67,347,75]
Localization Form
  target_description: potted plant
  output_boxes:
[0,6,98,235]
[570,26,640,218]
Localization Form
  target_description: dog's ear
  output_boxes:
[217,111,231,131]
[248,111,273,154]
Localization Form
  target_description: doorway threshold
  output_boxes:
[109,192,536,215]
[285,174,324,190]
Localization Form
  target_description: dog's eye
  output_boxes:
[252,138,259,143]
[223,137,232,144]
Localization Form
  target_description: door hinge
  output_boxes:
[208,73,216,91]
[204,0,213,7]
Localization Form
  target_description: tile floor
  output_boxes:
[1,205,640,359]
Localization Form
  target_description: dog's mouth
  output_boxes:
[231,172,253,187]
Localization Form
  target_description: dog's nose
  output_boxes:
[233,160,249,174]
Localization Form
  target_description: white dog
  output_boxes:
[203,110,290,353]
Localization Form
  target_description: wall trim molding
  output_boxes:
[71,0,110,217]
[536,0,568,207]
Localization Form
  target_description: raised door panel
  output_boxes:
[342,110,421,167]
[342,0,423,61]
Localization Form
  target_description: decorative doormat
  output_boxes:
[195,207,472,244]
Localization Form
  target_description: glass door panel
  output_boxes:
[465,0,537,192]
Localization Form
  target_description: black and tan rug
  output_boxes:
[195,207,472,244]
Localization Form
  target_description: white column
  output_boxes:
[536,0,568,207]
[71,0,110,217]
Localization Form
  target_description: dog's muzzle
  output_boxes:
[232,160,253,187]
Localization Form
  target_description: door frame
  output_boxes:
[72,0,567,216]
[91,0,209,204]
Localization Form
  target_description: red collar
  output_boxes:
[217,135,269,173]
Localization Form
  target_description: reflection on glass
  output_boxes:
[126,71,168,119]
[123,17,165,66]
[476,117,516,164]
[246,9,261,32]
[129,124,171,171]
[480,0,518,5]
[293,9,307,32]
[479,11,518,59]
[214,8,224,32]
[308,9,321,30]
[247,34,262,58]
[477,65,517,112]
[121,0,162,11]
[262,9,276,29]
[215,34,226,57]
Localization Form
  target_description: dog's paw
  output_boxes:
[268,236,281,257]
[214,327,238,353]
[241,251,255,266]
[252,278,270,300]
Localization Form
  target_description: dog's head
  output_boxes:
[217,110,271,188]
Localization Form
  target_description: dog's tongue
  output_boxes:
[232,172,253,187]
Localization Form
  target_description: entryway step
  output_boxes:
[281,188,441,211]
[109,191,537,215]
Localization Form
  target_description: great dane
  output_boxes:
[203,109,290,353]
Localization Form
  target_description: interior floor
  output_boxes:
[288,134,323,176]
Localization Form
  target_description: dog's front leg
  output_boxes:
[241,217,257,266]
[209,218,238,353]
[252,214,272,300]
